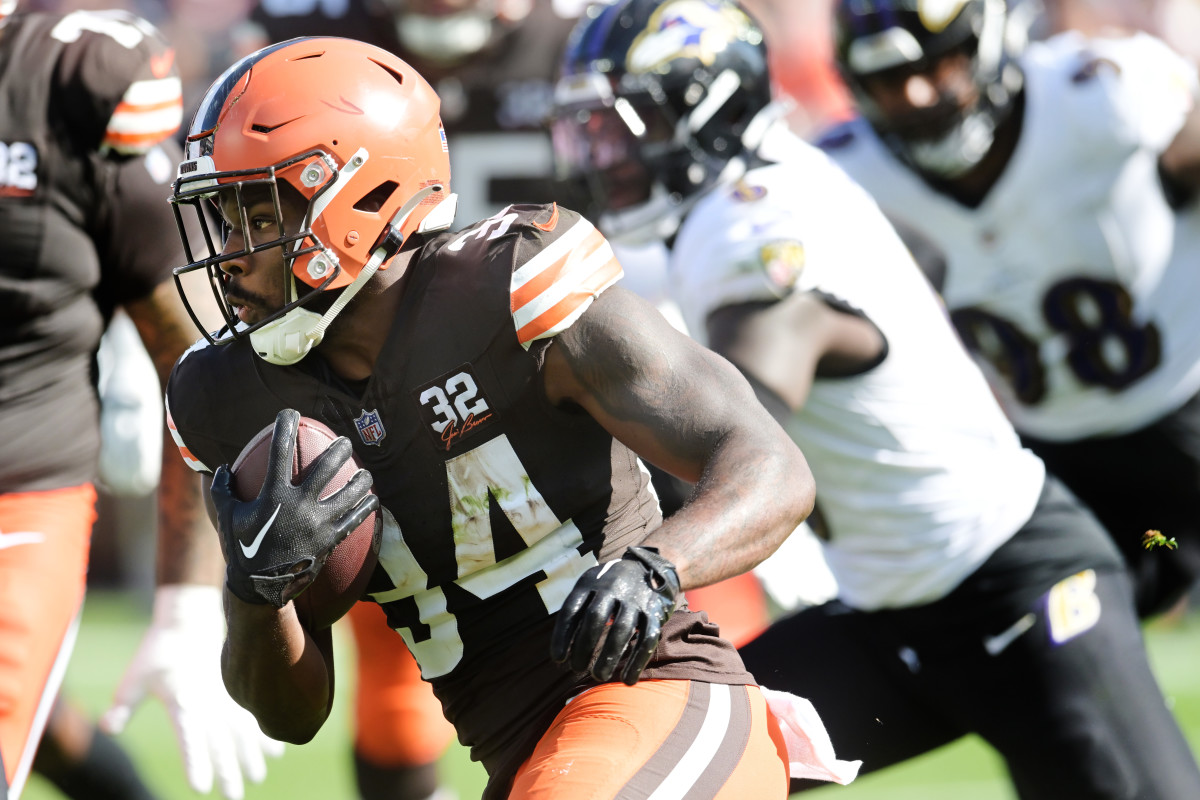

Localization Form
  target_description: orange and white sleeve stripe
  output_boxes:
[165,401,210,473]
[511,216,623,348]
[103,75,183,154]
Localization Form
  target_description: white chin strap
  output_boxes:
[249,249,384,366]
[600,186,686,247]
[250,189,456,366]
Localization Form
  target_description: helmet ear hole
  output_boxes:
[354,181,399,213]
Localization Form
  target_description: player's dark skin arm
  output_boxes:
[108,141,227,588]
[196,483,337,743]
[541,286,815,588]
[1160,97,1200,197]
[125,280,225,585]
[221,588,337,743]
[707,292,886,422]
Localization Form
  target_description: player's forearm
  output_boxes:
[221,590,333,743]
[155,452,224,585]
[126,284,226,587]
[641,423,814,590]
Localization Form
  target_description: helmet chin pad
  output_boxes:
[834,0,1025,178]
[896,106,997,178]
[249,305,325,366]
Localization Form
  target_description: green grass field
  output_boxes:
[23,591,1200,800]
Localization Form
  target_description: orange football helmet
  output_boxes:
[172,37,456,364]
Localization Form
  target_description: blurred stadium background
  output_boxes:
[18,0,1200,798]
[22,590,1200,800]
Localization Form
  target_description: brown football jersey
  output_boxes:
[166,204,754,795]
[0,9,183,491]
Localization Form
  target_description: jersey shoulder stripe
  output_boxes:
[42,9,183,155]
[164,336,222,473]
[165,401,209,473]
[510,209,622,348]
[104,75,183,153]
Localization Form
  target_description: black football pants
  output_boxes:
[740,478,1200,799]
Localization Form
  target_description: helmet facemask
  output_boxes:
[552,72,710,244]
[837,0,1024,179]
[551,0,775,245]
[169,37,456,365]
[171,151,344,360]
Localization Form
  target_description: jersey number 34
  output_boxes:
[368,434,598,678]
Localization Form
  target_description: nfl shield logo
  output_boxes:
[354,409,386,446]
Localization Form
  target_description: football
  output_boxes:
[230,416,380,630]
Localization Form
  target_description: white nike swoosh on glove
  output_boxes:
[240,504,281,559]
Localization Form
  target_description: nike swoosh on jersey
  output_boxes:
[0,531,46,550]
[531,202,559,232]
[149,48,175,79]
[240,504,281,559]
[983,612,1037,656]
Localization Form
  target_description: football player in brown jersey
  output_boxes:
[239,2,776,797]
[162,36,860,800]
[235,3,582,798]
[0,3,283,799]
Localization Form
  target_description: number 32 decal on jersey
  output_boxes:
[0,141,37,196]
[368,435,598,678]
[951,276,1161,405]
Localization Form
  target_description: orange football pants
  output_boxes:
[0,485,94,797]
[347,600,456,766]
[511,680,789,800]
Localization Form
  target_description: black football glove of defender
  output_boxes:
[210,408,379,608]
[550,545,681,685]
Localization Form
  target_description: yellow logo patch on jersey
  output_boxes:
[1046,569,1102,645]
[732,180,767,202]
[759,239,806,292]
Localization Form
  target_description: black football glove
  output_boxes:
[210,408,379,608]
[549,545,681,685]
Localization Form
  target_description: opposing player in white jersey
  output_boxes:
[825,0,1200,617]
[551,0,1200,794]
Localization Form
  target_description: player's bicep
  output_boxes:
[1160,99,1200,202]
[124,281,203,389]
[163,388,224,475]
[103,142,188,298]
[545,286,765,483]
[201,471,219,530]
